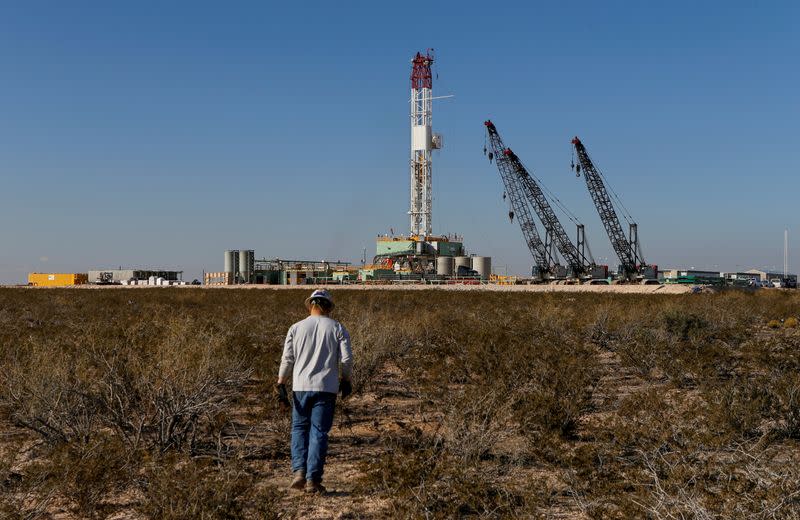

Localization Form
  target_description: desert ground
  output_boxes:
[1,287,799,519]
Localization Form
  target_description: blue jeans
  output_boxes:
[291,391,336,482]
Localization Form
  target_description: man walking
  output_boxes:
[276,289,353,494]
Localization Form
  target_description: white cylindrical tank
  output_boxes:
[472,256,492,280]
[454,256,471,272]
[224,250,238,274]
[148,276,156,286]
[239,249,254,283]
[436,256,454,276]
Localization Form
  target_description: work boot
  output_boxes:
[305,480,327,494]
[289,470,306,490]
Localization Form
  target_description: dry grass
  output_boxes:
[0,288,799,518]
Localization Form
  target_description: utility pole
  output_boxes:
[784,229,789,279]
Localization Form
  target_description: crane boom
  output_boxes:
[509,150,590,277]
[486,121,590,278]
[571,137,643,277]
[484,121,552,275]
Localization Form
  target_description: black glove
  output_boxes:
[276,383,290,407]
[339,379,352,399]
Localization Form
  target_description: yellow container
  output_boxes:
[28,273,88,287]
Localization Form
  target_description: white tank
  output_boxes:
[224,250,238,274]
[454,256,471,271]
[436,256,454,276]
[472,256,492,280]
[239,249,254,283]
[148,276,156,286]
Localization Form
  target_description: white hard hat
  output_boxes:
[304,288,334,309]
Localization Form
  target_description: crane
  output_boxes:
[484,121,552,278]
[571,136,652,281]
[485,121,597,280]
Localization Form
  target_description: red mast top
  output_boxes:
[410,50,434,91]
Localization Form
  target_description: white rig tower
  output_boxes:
[409,50,441,237]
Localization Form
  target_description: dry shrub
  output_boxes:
[587,309,615,350]
[93,319,251,454]
[633,444,800,519]
[616,387,712,452]
[0,478,52,520]
[137,455,280,520]
[661,308,709,341]
[562,388,710,516]
[29,435,133,519]
[742,334,800,373]
[1,317,251,455]
[1,342,101,445]
[0,445,37,520]
[570,384,800,519]
[2,435,134,519]
[4,288,800,518]
[706,376,772,440]
[440,387,513,464]
[358,432,534,519]
[614,326,674,378]
[771,371,800,439]
[414,310,599,441]
[345,314,414,395]
[785,317,799,328]
[510,339,598,439]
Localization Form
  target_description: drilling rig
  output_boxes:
[409,50,441,238]
[485,121,607,282]
[571,137,657,282]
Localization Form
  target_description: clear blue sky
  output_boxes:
[1,1,797,283]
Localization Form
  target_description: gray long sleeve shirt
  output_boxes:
[278,315,353,393]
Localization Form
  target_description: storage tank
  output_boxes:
[224,250,238,274]
[454,256,471,272]
[436,256,454,276]
[471,256,492,280]
[238,249,254,283]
